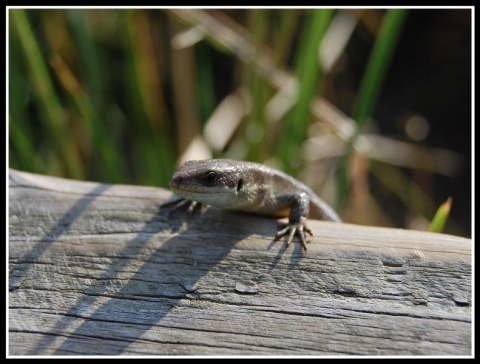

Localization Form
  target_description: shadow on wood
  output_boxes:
[8,169,472,356]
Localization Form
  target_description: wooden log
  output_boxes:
[8,169,472,356]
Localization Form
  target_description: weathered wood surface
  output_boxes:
[8,169,472,356]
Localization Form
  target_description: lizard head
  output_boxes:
[169,159,246,208]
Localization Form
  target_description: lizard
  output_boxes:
[168,159,341,251]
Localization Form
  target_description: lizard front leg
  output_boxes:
[273,192,312,251]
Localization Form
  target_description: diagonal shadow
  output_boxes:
[45,207,241,355]
[14,188,250,355]
[9,182,112,290]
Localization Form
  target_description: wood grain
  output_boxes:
[8,169,472,356]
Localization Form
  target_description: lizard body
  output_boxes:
[168,159,341,250]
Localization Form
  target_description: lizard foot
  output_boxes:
[161,198,206,216]
[275,221,313,251]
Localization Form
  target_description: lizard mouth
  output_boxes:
[169,179,189,194]
[168,179,179,189]
[169,174,189,190]
[169,176,201,195]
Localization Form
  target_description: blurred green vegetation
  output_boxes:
[8,8,471,237]
[429,197,452,233]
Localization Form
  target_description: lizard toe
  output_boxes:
[275,223,310,251]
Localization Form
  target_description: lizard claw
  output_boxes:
[275,221,312,251]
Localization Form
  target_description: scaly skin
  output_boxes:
[168,159,341,251]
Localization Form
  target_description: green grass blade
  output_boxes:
[277,9,334,173]
[352,9,408,128]
[8,32,39,172]
[271,10,301,67]
[10,9,84,179]
[429,197,452,233]
[66,10,108,114]
[245,9,270,161]
[337,9,408,206]
[50,55,126,183]
[123,10,175,186]
[64,10,126,183]
[9,117,47,173]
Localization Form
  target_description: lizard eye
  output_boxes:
[202,171,218,186]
